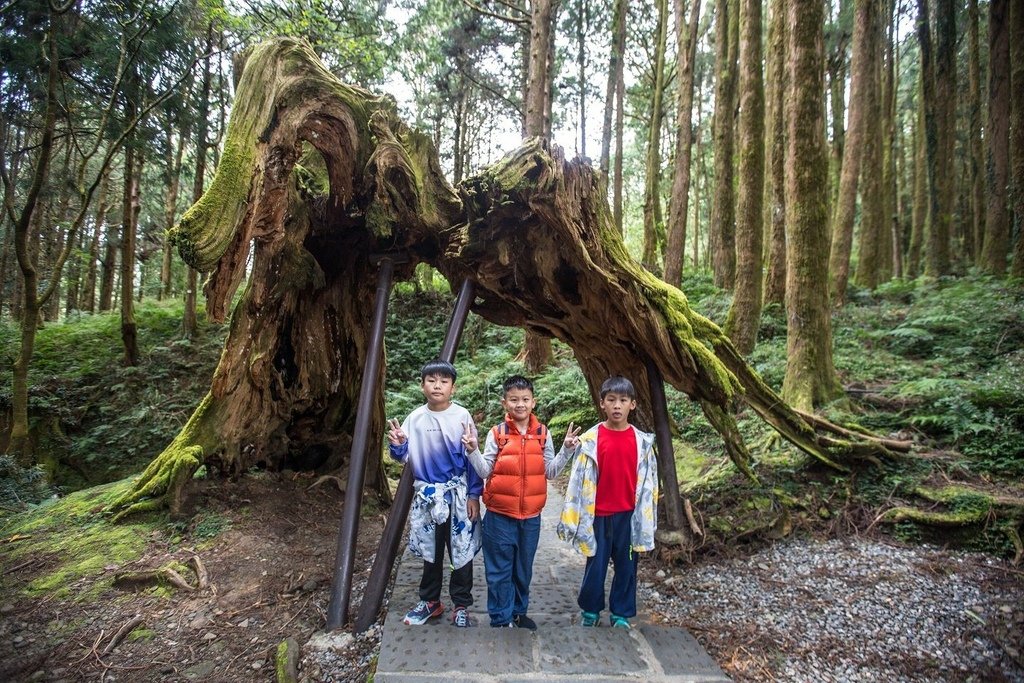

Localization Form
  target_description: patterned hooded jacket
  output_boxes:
[556,423,659,557]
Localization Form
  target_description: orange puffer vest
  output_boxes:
[482,415,549,519]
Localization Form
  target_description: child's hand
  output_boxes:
[460,422,478,453]
[387,418,407,446]
[562,422,582,450]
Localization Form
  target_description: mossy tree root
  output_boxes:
[879,485,1024,564]
[109,394,219,520]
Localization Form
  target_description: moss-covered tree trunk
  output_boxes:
[642,0,669,275]
[967,0,985,264]
[782,0,843,410]
[854,30,884,291]
[908,92,926,278]
[828,0,874,304]
[710,0,738,289]
[723,0,764,355]
[762,0,787,307]
[111,37,906,519]
[981,0,1010,275]
[664,0,703,287]
[1009,0,1024,279]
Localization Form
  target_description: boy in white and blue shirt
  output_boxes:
[387,359,482,627]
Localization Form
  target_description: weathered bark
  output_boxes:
[111,38,906,519]
[664,0,703,287]
[826,0,848,211]
[710,0,738,289]
[762,0,786,306]
[783,0,844,409]
[981,0,1010,275]
[160,119,187,301]
[829,0,875,304]
[642,0,669,274]
[184,25,213,338]
[724,0,764,354]
[930,0,955,277]
[1010,0,1024,279]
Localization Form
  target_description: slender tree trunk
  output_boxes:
[828,0,875,303]
[1010,0,1024,278]
[642,0,670,274]
[782,0,843,410]
[924,0,955,276]
[523,0,556,371]
[884,2,901,280]
[121,142,141,366]
[576,0,588,156]
[854,20,884,290]
[664,0,703,286]
[693,66,707,271]
[826,0,848,211]
[967,0,985,263]
[981,0,1010,274]
[613,25,626,235]
[724,0,765,354]
[185,24,214,337]
[64,223,86,316]
[600,0,627,176]
[0,225,11,317]
[710,0,739,288]
[161,121,187,301]
[9,13,59,449]
[763,0,787,306]
[908,89,926,277]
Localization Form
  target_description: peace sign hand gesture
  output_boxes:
[387,418,407,446]
[461,422,478,454]
[562,422,582,451]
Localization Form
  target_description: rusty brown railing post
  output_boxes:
[326,255,396,630]
[644,355,685,534]
[354,278,476,633]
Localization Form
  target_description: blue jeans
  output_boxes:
[578,510,637,618]
[481,510,541,626]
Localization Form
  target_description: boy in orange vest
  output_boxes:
[463,375,581,629]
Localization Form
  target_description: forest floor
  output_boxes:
[2,471,1022,683]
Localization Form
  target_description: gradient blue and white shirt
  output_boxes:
[389,403,483,498]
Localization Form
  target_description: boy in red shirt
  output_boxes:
[556,376,659,629]
[463,375,580,628]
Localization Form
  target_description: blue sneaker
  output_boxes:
[580,610,600,627]
[403,600,444,625]
[610,614,631,629]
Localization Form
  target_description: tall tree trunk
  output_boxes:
[1010,0,1024,278]
[613,22,626,235]
[9,11,59,450]
[161,121,187,301]
[642,0,669,274]
[924,0,955,276]
[0,224,12,317]
[81,172,111,314]
[908,88,926,277]
[883,2,900,280]
[693,65,707,271]
[981,0,1010,275]
[64,223,86,316]
[724,0,765,354]
[523,0,556,371]
[121,142,141,366]
[710,0,738,288]
[185,24,214,338]
[826,0,848,212]
[967,0,985,263]
[600,0,627,176]
[829,0,875,304]
[783,0,843,410]
[576,0,588,156]
[664,0,704,286]
[98,212,119,311]
[854,20,884,290]
[762,0,787,306]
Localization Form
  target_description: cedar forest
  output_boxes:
[0,0,1022,679]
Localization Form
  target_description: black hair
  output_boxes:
[599,375,636,400]
[420,359,457,382]
[502,375,534,396]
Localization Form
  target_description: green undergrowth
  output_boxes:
[0,477,160,600]
[0,299,226,493]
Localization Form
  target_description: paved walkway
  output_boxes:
[375,484,730,682]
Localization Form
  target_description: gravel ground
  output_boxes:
[641,537,1024,682]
